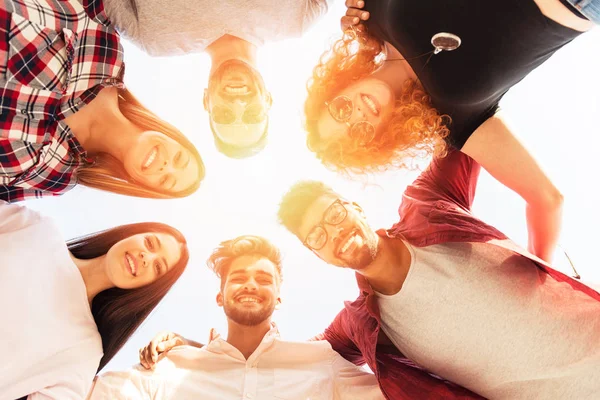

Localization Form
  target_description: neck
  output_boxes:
[64,87,141,160]
[206,34,258,77]
[70,254,113,304]
[360,235,411,295]
[371,41,418,97]
[226,318,272,360]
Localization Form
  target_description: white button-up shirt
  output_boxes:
[90,325,384,400]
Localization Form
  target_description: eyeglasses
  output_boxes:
[325,95,376,144]
[304,199,348,251]
[211,104,267,125]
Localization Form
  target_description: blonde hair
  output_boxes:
[76,89,204,198]
[305,28,450,174]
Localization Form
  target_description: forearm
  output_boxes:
[182,337,204,349]
[525,194,563,263]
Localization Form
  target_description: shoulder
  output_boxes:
[0,202,47,233]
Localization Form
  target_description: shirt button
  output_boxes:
[245,393,254,399]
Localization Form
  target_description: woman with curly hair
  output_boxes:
[305,0,597,262]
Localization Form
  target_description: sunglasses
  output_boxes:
[325,95,376,144]
[211,104,267,125]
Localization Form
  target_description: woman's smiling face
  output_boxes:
[123,131,201,193]
[316,77,395,143]
[104,232,182,289]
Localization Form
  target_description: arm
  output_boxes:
[88,371,156,400]
[462,115,563,262]
[139,331,204,370]
[0,201,42,233]
[332,355,385,400]
[314,309,367,366]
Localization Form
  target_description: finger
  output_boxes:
[140,348,151,369]
[145,347,155,367]
[341,15,361,30]
[157,338,177,353]
[345,0,365,9]
[345,8,370,20]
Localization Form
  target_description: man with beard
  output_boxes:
[103,0,331,158]
[276,151,600,399]
[89,235,384,399]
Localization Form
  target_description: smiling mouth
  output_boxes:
[360,93,380,116]
[142,146,158,171]
[236,295,262,304]
[125,252,138,277]
[337,229,364,258]
[224,85,250,95]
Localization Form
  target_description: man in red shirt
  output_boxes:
[278,150,600,399]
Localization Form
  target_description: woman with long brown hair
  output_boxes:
[305,0,597,263]
[0,201,190,399]
[0,0,204,202]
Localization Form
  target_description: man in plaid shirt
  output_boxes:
[0,0,124,202]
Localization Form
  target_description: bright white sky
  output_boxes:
[27,3,600,372]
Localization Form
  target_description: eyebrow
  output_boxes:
[229,270,274,279]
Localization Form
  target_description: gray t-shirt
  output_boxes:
[376,240,600,399]
[104,0,331,56]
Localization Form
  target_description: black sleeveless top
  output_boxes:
[364,0,582,149]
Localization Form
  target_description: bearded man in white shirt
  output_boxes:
[89,235,383,400]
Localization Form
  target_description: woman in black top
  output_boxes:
[304,0,596,263]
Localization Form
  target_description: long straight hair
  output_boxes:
[67,222,189,371]
[76,89,205,199]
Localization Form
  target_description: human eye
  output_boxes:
[154,260,162,275]
[144,235,154,251]
[173,151,182,166]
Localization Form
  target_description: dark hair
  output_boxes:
[209,120,269,159]
[67,222,189,371]
[278,180,338,237]
[207,235,283,287]
[76,89,205,199]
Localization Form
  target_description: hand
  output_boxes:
[341,0,370,31]
[138,331,186,370]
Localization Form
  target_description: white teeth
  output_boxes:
[341,234,356,254]
[126,253,137,276]
[238,297,260,303]
[143,147,157,169]
[225,85,249,95]
[361,95,378,115]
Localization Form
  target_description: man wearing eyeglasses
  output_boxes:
[277,150,600,399]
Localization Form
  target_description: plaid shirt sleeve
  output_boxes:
[0,0,124,202]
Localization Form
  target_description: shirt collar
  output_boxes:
[207,322,280,348]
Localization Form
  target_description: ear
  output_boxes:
[265,92,273,109]
[203,89,209,111]
[216,292,223,307]
[274,296,282,310]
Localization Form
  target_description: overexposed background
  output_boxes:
[27,2,600,371]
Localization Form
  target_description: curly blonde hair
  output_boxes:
[305,27,450,174]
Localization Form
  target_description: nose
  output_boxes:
[158,160,168,172]
[329,225,345,246]
[138,251,156,269]
[243,279,259,292]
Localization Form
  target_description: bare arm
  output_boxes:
[139,331,204,370]
[462,114,563,262]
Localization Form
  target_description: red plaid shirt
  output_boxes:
[0,0,124,202]
[319,150,600,400]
